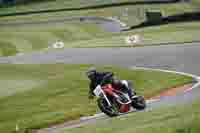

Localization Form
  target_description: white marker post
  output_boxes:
[15,123,19,132]
[53,41,65,49]
[125,34,141,45]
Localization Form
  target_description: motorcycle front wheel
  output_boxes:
[97,98,119,117]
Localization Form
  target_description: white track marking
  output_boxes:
[80,113,104,120]
[184,81,200,93]
[130,66,200,80]
[130,67,200,92]
[146,99,159,104]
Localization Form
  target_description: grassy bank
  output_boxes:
[0,0,200,56]
[0,0,181,15]
[0,64,193,133]
[0,21,108,54]
[1,21,200,55]
[1,0,198,25]
[64,99,200,133]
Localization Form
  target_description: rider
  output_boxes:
[86,67,135,99]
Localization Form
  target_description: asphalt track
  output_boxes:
[0,16,125,32]
[0,43,200,104]
[0,42,200,133]
[0,42,200,76]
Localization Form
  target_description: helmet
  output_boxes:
[86,67,96,80]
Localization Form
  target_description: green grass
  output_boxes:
[63,99,200,133]
[0,41,18,56]
[0,0,153,14]
[191,0,200,9]
[0,21,109,55]
[0,0,198,18]
[1,21,200,54]
[67,22,200,47]
[0,0,199,56]
[0,64,193,133]
[1,0,198,25]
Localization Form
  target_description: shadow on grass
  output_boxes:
[124,11,200,31]
[0,0,181,17]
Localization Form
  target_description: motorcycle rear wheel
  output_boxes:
[131,96,146,110]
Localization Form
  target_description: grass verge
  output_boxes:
[0,0,181,15]
[0,22,200,52]
[1,21,200,51]
[63,99,200,133]
[0,1,200,56]
[0,41,18,56]
[0,64,193,133]
[0,21,109,55]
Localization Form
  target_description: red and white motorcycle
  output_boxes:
[93,80,146,117]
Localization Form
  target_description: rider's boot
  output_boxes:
[127,89,137,101]
[120,80,137,101]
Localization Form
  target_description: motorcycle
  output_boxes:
[93,80,146,117]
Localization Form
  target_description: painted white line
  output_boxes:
[130,67,200,92]
[184,81,200,93]
[197,77,200,82]
[146,99,159,104]
[80,113,104,121]
[80,116,93,121]
[16,53,24,56]
[130,66,200,79]
[93,113,105,118]
[108,17,127,27]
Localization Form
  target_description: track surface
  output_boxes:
[0,43,199,74]
[0,16,124,32]
[0,43,200,103]
[0,42,200,132]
